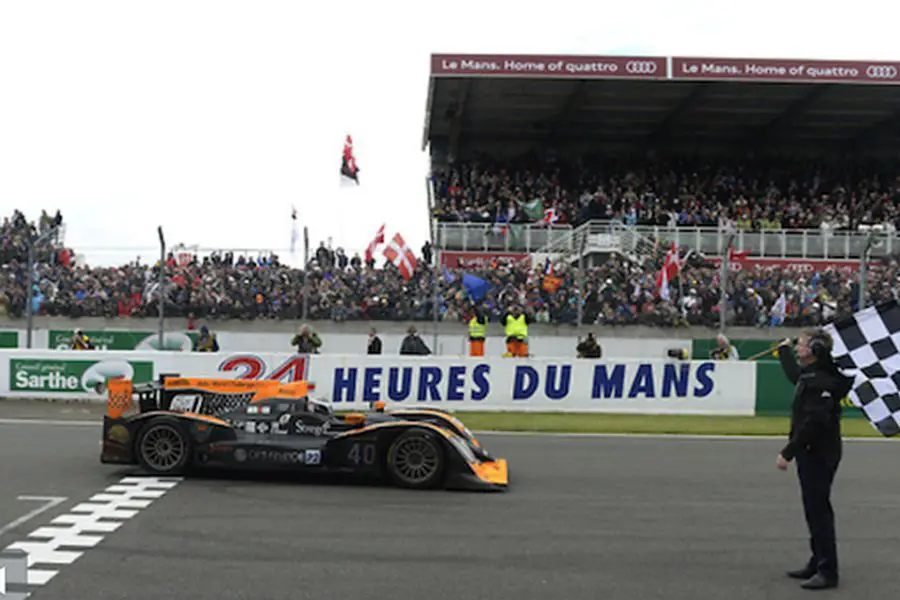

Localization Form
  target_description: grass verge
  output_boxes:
[452,412,886,437]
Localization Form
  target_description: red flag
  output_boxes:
[728,246,749,262]
[340,135,360,185]
[655,242,681,294]
[364,224,385,263]
[383,233,417,280]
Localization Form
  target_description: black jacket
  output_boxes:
[400,334,431,356]
[778,346,854,461]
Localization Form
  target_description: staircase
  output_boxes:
[608,220,660,266]
[536,219,662,266]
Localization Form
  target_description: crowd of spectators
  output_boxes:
[431,155,900,233]
[2,205,897,330]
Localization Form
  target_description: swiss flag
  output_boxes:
[383,233,417,280]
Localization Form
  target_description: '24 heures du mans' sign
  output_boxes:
[430,53,900,84]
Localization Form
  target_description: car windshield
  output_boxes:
[306,398,333,417]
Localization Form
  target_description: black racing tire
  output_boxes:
[385,429,446,490]
[134,417,193,476]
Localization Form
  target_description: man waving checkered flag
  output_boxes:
[824,299,900,436]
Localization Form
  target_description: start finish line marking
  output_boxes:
[0,477,182,598]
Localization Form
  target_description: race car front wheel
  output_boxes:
[385,430,445,489]
[135,417,192,475]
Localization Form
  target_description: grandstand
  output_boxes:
[5,53,900,329]
[422,53,900,273]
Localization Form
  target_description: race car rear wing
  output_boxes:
[105,374,314,419]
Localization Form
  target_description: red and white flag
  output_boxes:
[383,233,417,280]
[542,208,559,226]
[655,242,682,299]
[340,134,360,186]
[364,223,385,263]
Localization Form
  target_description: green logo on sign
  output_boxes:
[10,359,154,394]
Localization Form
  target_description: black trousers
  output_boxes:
[795,449,841,580]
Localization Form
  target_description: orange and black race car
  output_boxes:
[101,374,508,491]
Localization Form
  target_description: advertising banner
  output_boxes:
[0,350,757,415]
[8,357,154,395]
[672,56,900,84]
[48,329,199,351]
[431,54,667,79]
[708,257,860,273]
[0,331,17,349]
[439,251,530,269]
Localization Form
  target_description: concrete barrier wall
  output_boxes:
[0,349,757,415]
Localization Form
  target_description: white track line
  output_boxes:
[474,430,897,442]
[0,476,182,597]
[0,498,67,537]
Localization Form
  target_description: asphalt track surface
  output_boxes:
[1,400,899,599]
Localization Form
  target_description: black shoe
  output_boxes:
[787,567,816,580]
[800,573,838,590]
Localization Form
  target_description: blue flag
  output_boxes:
[462,274,490,301]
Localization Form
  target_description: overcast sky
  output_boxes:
[2,0,898,268]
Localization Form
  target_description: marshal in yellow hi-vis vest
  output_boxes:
[468,316,486,357]
[501,311,529,357]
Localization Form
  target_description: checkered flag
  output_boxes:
[824,299,900,436]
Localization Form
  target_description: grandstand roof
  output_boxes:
[422,54,900,157]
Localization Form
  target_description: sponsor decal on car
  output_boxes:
[295,421,330,436]
[247,449,311,464]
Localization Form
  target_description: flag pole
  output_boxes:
[302,226,309,321]
[719,233,735,333]
[860,229,875,310]
[576,231,586,341]
[432,249,440,355]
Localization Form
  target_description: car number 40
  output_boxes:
[348,442,376,465]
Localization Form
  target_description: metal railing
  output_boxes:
[434,220,900,259]
[434,222,574,253]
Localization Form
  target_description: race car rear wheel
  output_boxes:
[135,418,192,475]
[385,430,445,489]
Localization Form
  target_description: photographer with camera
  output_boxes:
[576,332,602,358]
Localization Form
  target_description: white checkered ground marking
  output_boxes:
[1,476,182,596]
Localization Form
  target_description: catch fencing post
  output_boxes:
[157,227,166,349]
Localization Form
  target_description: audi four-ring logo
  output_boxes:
[626,61,658,74]
[866,65,898,79]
